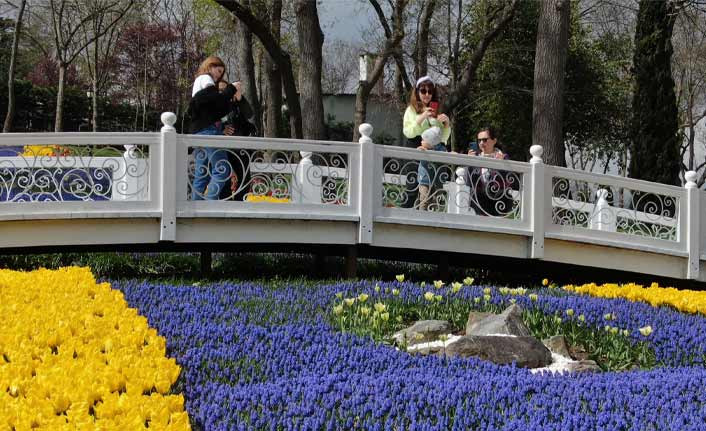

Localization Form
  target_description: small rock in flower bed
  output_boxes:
[466,304,531,337]
[444,335,552,368]
[565,359,602,373]
[392,320,452,345]
[543,335,571,358]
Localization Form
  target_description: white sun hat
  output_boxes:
[416,75,434,88]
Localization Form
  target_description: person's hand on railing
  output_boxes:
[223,125,235,136]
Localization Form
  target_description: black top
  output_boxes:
[188,83,236,133]
[224,96,257,137]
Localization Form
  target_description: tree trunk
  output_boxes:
[3,0,26,133]
[416,0,436,78]
[92,37,99,131]
[92,78,98,132]
[295,0,325,140]
[235,0,262,135]
[264,0,282,138]
[55,63,67,132]
[353,83,372,142]
[264,59,282,138]
[531,0,570,167]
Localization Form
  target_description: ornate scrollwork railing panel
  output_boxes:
[381,156,523,218]
[186,147,349,205]
[550,176,678,241]
[0,145,149,202]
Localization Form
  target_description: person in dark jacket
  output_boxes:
[463,126,517,216]
[189,56,239,200]
[217,81,257,201]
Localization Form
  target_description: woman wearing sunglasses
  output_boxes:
[463,126,516,217]
[400,76,452,209]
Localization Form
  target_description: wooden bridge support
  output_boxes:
[437,254,450,281]
[200,251,212,277]
[345,245,357,279]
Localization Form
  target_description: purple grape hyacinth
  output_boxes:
[115,280,706,430]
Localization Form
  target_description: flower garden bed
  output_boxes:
[113,276,706,430]
[0,268,190,430]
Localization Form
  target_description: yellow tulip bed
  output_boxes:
[563,282,706,315]
[0,267,190,430]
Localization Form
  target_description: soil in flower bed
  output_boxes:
[115,278,706,430]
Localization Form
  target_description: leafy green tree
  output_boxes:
[457,1,630,169]
[629,0,679,186]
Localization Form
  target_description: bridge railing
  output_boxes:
[0,132,159,221]
[0,112,702,279]
[373,144,532,236]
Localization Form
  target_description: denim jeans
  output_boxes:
[417,143,447,186]
[191,124,231,201]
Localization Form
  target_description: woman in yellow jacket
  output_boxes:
[400,76,451,209]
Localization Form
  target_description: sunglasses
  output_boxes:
[478,138,491,143]
[418,88,433,95]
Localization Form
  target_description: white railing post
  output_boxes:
[111,145,148,201]
[529,145,545,258]
[159,112,177,241]
[589,188,616,232]
[293,151,322,204]
[685,170,700,279]
[446,167,471,214]
[357,123,375,244]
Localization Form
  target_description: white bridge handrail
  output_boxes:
[0,112,702,280]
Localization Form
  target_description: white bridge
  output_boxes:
[0,112,702,282]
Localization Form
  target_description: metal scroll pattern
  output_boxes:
[187,148,349,205]
[551,177,678,241]
[381,157,522,218]
[0,145,149,202]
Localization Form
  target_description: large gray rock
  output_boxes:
[565,360,602,373]
[445,335,552,368]
[392,320,452,346]
[543,335,571,358]
[465,312,493,334]
[466,304,531,337]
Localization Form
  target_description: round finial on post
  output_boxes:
[529,145,543,164]
[161,112,177,131]
[300,151,313,164]
[596,188,609,202]
[455,166,466,185]
[685,170,698,189]
[358,123,373,144]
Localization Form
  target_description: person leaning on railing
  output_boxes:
[189,56,240,201]
[416,127,448,210]
[217,80,258,201]
[463,126,516,217]
[401,76,451,209]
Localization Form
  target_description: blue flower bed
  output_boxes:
[116,280,706,430]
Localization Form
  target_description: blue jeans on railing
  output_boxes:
[417,143,448,186]
[191,124,231,201]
